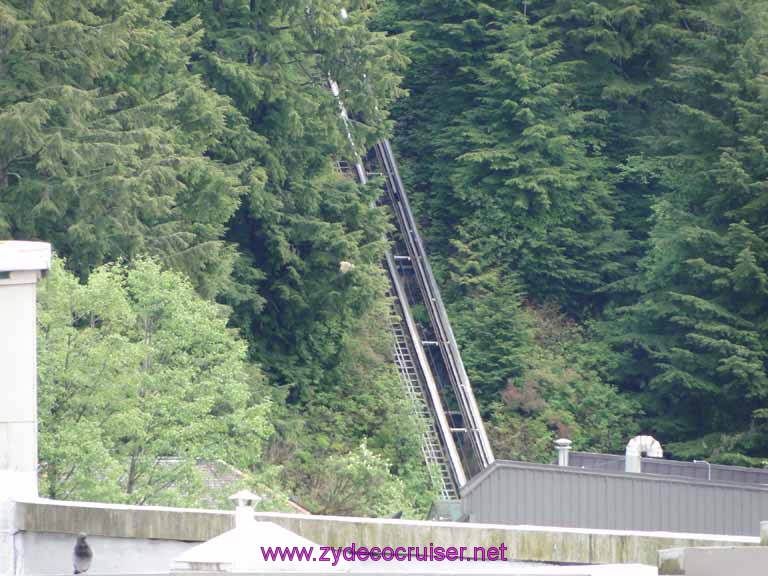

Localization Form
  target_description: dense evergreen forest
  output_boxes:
[1,0,767,514]
[380,0,768,466]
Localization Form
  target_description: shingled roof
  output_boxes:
[157,457,312,514]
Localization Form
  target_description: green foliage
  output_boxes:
[267,297,435,516]
[489,303,640,462]
[599,0,768,456]
[382,0,631,313]
[445,235,532,408]
[15,0,768,515]
[451,6,627,309]
[438,227,640,462]
[292,440,421,517]
[381,0,768,466]
[381,0,642,461]
[4,0,432,515]
[37,257,272,505]
[0,1,245,294]
[164,0,431,513]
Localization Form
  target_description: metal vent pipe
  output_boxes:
[554,438,572,467]
[625,435,663,473]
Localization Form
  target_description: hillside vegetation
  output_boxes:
[380,0,768,465]
[1,0,767,513]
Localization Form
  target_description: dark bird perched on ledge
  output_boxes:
[73,533,93,574]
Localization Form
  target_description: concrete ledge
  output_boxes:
[14,499,234,542]
[250,512,759,566]
[658,546,768,575]
[11,500,760,565]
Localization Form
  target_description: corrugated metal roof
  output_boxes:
[461,460,768,536]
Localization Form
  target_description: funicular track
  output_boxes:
[386,251,464,500]
[339,150,466,499]
[329,16,493,497]
[370,141,495,483]
[342,140,495,500]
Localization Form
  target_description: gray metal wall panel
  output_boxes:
[462,461,768,536]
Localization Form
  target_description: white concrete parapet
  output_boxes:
[0,241,52,273]
[4,498,761,573]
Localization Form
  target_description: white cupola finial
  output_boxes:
[229,490,263,528]
[229,489,262,508]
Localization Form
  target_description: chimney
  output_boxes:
[0,241,51,501]
[554,438,572,467]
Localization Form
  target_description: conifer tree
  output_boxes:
[167,1,431,509]
[167,0,406,391]
[444,233,532,408]
[0,1,244,294]
[381,1,631,310]
[605,0,768,457]
[374,0,497,253]
[539,0,687,290]
[382,0,768,464]
[449,3,628,309]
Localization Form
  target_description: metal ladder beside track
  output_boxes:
[336,150,467,498]
[389,308,458,500]
[373,140,496,476]
[384,247,466,499]
[335,143,493,499]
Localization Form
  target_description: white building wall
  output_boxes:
[0,241,51,575]
[0,270,42,501]
[17,531,193,575]
[0,242,51,501]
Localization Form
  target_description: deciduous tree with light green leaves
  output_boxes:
[294,440,418,517]
[37,257,272,506]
